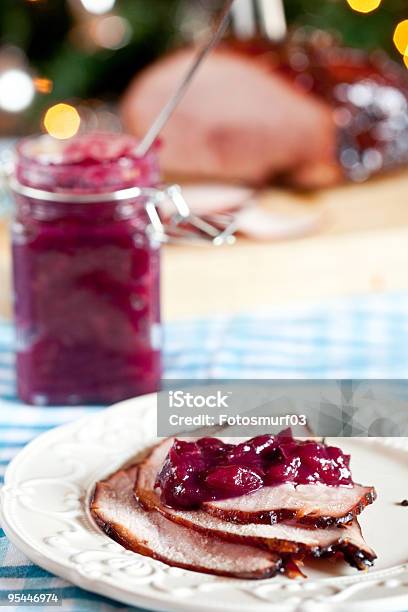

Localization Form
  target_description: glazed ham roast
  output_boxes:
[122,32,408,188]
[91,433,377,579]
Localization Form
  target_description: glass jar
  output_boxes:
[11,133,164,405]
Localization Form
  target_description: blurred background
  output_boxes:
[1,0,408,321]
[0,0,407,136]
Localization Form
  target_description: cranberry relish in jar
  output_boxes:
[12,133,162,405]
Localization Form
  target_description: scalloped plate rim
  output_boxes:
[0,394,407,612]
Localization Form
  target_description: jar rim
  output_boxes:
[15,133,161,196]
[10,177,162,204]
[16,133,156,166]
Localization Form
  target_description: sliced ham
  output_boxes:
[90,466,284,580]
[137,438,376,528]
[136,445,377,571]
[202,483,376,528]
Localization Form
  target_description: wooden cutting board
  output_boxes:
[1,170,408,321]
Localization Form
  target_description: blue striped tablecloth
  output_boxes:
[1,293,408,611]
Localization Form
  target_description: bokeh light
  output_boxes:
[346,0,382,13]
[0,69,35,113]
[394,20,408,55]
[80,0,115,15]
[43,103,81,139]
[34,77,53,94]
[92,16,131,49]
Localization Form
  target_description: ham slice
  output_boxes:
[136,446,377,571]
[202,483,376,527]
[138,438,376,528]
[90,466,284,580]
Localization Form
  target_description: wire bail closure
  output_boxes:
[8,177,237,247]
[146,184,237,246]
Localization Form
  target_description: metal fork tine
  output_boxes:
[256,0,287,42]
[231,0,287,42]
[231,0,257,40]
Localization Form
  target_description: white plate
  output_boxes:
[1,394,408,612]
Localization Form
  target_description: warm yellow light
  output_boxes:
[346,0,382,13]
[43,103,81,140]
[404,51,408,69]
[34,77,53,94]
[394,20,408,55]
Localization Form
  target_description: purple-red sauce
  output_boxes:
[13,132,162,405]
[156,430,353,510]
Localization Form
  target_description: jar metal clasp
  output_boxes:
[4,155,237,247]
[146,184,237,246]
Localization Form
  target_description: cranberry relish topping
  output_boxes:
[156,430,353,510]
